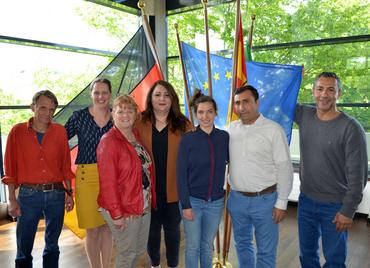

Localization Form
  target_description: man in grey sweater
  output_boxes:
[294,72,368,268]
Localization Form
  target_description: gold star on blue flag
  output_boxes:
[225,71,232,80]
[203,82,209,90]
[213,72,220,81]
[180,41,303,144]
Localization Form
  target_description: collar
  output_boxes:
[254,113,264,125]
[239,113,264,126]
[196,125,215,136]
[27,117,52,132]
[112,125,139,142]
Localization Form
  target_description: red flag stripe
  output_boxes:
[129,64,163,112]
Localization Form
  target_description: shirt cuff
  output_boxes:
[275,198,288,210]
[339,205,356,219]
[108,207,123,220]
[1,176,17,186]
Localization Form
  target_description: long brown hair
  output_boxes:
[141,80,189,133]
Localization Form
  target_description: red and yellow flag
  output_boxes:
[236,15,247,89]
[227,9,249,124]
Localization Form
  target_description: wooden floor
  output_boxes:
[0,204,369,268]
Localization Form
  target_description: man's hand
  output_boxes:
[182,208,194,221]
[272,208,287,224]
[332,212,353,232]
[112,217,126,230]
[8,199,21,218]
[65,195,74,212]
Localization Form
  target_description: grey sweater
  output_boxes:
[295,104,368,218]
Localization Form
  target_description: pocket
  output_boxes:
[226,191,236,212]
[18,187,35,197]
[46,189,65,204]
[213,197,225,209]
[261,191,278,203]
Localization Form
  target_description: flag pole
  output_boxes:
[174,23,194,124]
[221,0,243,267]
[247,14,256,49]
[201,0,213,97]
[227,0,241,124]
[214,230,222,268]
[138,0,164,78]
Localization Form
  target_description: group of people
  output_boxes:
[2,71,367,268]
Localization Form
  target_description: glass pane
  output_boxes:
[167,41,370,131]
[168,57,185,108]
[248,0,370,46]
[0,42,110,134]
[168,0,370,55]
[0,0,139,52]
[253,42,370,106]
[0,43,109,103]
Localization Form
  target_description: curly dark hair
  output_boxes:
[141,80,189,133]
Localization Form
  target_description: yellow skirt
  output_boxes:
[75,164,106,229]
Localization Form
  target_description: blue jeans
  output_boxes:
[298,193,347,268]
[180,196,224,268]
[227,190,278,268]
[16,187,65,268]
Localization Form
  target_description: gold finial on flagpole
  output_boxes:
[137,0,146,15]
[137,0,145,10]
[248,14,256,51]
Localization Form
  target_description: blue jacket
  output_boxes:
[176,126,229,209]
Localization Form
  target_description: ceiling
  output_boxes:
[111,0,234,14]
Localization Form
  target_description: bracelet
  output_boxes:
[64,188,73,196]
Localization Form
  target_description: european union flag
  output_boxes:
[181,42,303,143]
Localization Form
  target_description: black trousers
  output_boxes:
[147,195,181,267]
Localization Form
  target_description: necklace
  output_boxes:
[156,118,167,125]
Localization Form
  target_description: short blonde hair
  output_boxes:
[112,95,141,120]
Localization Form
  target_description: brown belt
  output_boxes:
[21,182,65,192]
[238,184,277,197]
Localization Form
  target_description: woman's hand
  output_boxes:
[182,208,194,221]
[112,217,126,230]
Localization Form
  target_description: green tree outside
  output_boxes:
[167,0,369,129]
[1,0,368,133]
